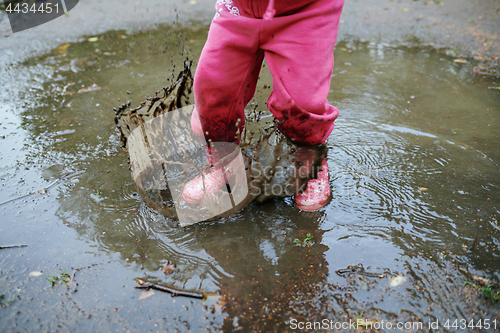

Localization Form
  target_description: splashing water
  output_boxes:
[115,61,326,225]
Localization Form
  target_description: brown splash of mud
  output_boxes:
[115,61,326,224]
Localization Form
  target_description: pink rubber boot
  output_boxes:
[181,169,230,205]
[181,145,235,205]
[182,147,221,205]
[294,159,330,211]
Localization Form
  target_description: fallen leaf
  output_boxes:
[139,289,154,300]
[87,37,99,42]
[472,275,493,286]
[358,319,379,328]
[203,295,226,313]
[78,84,101,93]
[202,292,219,299]
[402,7,409,11]
[34,189,46,196]
[56,43,71,54]
[29,271,43,277]
[418,187,428,191]
[453,58,467,63]
[390,275,406,287]
[161,261,176,275]
[190,0,197,4]
[474,55,483,60]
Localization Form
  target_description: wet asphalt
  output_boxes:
[0,0,499,66]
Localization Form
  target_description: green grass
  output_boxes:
[0,294,15,307]
[481,285,500,302]
[466,282,500,302]
[47,268,71,287]
[293,233,314,247]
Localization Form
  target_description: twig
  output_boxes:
[135,278,212,299]
[0,244,27,250]
[0,170,85,206]
[336,267,385,278]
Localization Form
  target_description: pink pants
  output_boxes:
[192,0,344,146]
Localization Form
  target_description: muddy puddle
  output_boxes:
[0,24,499,331]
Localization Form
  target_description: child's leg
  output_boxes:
[193,12,264,144]
[261,0,343,210]
[185,10,264,205]
[261,0,344,146]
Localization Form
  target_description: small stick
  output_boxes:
[0,244,27,250]
[135,279,212,299]
[336,268,385,278]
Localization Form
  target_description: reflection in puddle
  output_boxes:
[0,24,499,330]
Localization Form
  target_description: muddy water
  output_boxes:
[0,25,499,331]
